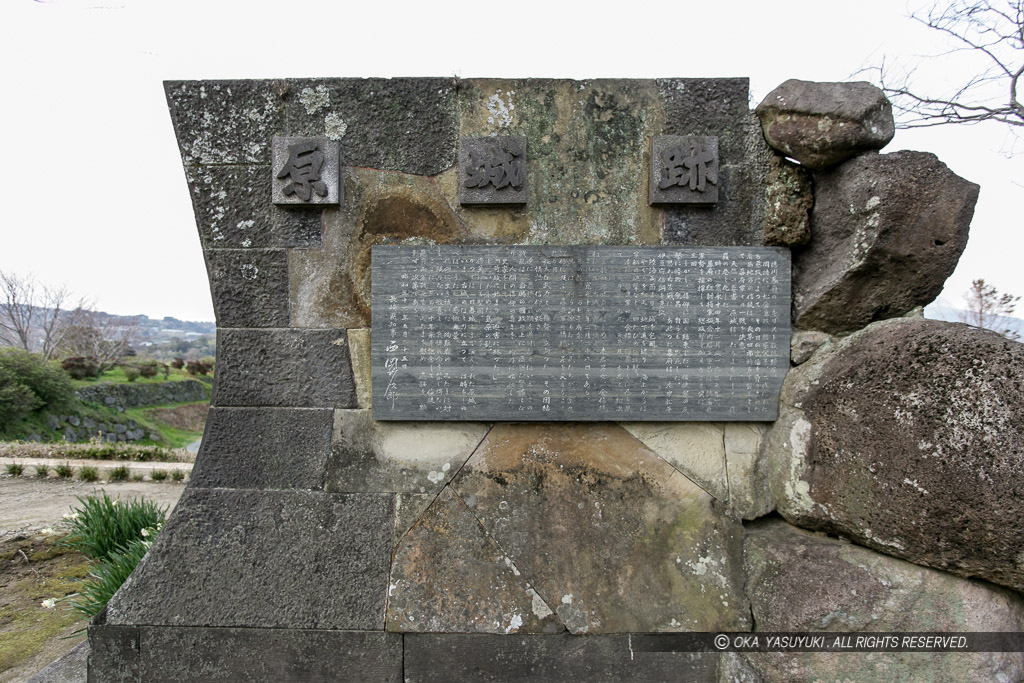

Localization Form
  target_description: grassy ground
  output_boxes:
[124,401,209,449]
[0,533,90,681]
[70,365,211,389]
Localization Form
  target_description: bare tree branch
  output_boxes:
[864,1,1024,134]
[959,278,1022,339]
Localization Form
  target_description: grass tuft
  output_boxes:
[77,466,99,482]
[108,465,130,482]
[61,492,166,562]
[5,462,24,476]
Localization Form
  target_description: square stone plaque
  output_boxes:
[272,136,342,206]
[459,136,527,205]
[649,135,719,205]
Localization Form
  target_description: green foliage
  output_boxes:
[61,492,166,563]
[170,468,186,482]
[138,362,158,379]
[122,366,140,382]
[0,349,75,430]
[149,469,168,482]
[108,465,130,481]
[55,462,73,478]
[69,536,152,618]
[34,464,50,478]
[78,466,99,482]
[5,462,24,476]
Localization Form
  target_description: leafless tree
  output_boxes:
[960,278,1021,339]
[0,271,86,359]
[58,310,140,373]
[866,1,1023,133]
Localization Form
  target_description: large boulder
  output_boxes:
[793,151,978,334]
[765,317,1024,592]
[755,79,894,169]
[743,519,1024,683]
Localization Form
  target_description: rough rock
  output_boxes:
[790,330,830,365]
[755,79,894,169]
[793,151,978,334]
[763,154,813,246]
[326,410,489,494]
[743,519,1024,683]
[766,317,1024,591]
[723,423,771,520]
[387,487,563,634]
[205,249,290,328]
[449,424,750,634]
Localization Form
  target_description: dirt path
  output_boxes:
[0,476,187,682]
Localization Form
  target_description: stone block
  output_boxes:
[663,162,762,246]
[649,136,719,205]
[289,168,465,329]
[105,488,393,629]
[205,249,290,328]
[450,424,750,634]
[387,487,563,634]
[28,640,88,683]
[451,79,663,245]
[393,493,436,547]
[347,328,372,408]
[87,624,139,683]
[189,407,334,490]
[184,164,322,249]
[271,136,342,206]
[658,78,750,163]
[282,78,459,175]
[138,627,402,682]
[767,318,1024,592]
[619,422,728,501]
[404,634,721,682]
[742,519,1024,682]
[165,80,286,165]
[764,153,813,246]
[755,79,894,169]
[794,151,978,333]
[326,409,489,494]
[213,329,356,408]
[458,136,528,205]
[723,423,771,520]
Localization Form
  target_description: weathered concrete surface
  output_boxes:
[190,407,333,490]
[86,624,137,683]
[723,422,771,520]
[756,79,894,169]
[766,318,1024,591]
[282,78,459,175]
[404,634,720,683]
[387,487,562,634]
[290,168,465,329]
[450,424,750,634]
[619,422,728,501]
[183,165,322,249]
[326,410,488,493]
[205,248,290,328]
[743,519,1024,683]
[138,628,402,682]
[793,151,978,334]
[105,489,393,629]
[763,154,812,246]
[448,79,664,245]
[27,640,88,683]
[213,328,356,408]
[347,328,372,408]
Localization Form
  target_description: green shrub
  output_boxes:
[149,469,168,482]
[61,356,100,380]
[108,465,130,481]
[78,466,99,482]
[131,472,145,482]
[56,462,74,478]
[122,366,141,382]
[34,464,50,478]
[170,358,185,370]
[61,492,166,562]
[0,349,75,430]
[5,462,24,476]
[170,469,186,482]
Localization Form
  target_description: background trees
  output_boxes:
[960,278,1022,339]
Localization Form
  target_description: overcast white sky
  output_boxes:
[1,0,1020,322]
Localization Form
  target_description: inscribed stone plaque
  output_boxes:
[649,135,719,205]
[371,246,790,421]
[458,136,527,205]
[272,136,342,206]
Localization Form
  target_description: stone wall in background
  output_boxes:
[87,77,1024,682]
[76,379,208,413]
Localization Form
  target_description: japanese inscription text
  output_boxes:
[371,246,790,421]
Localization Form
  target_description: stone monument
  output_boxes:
[86,77,1024,682]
